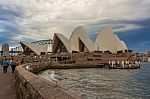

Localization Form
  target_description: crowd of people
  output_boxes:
[0,57,25,73]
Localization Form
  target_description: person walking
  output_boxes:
[10,58,17,73]
[2,58,9,73]
[20,59,24,65]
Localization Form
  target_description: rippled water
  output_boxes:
[38,63,150,99]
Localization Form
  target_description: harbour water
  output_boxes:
[38,63,150,99]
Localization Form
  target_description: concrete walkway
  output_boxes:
[0,66,16,99]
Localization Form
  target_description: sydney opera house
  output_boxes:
[52,26,128,54]
[20,26,128,55]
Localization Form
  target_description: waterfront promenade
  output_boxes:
[0,66,16,99]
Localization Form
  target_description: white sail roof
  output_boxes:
[20,41,48,55]
[52,33,71,53]
[51,26,128,54]
[121,41,128,50]
[115,35,126,51]
[70,26,94,52]
[20,41,42,55]
[95,26,118,53]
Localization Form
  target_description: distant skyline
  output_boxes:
[0,0,150,52]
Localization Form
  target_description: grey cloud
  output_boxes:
[0,0,150,46]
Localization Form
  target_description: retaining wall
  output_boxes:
[15,64,83,99]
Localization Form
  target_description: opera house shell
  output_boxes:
[53,26,128,54]
[20,41,48,55]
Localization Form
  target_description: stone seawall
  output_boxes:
[15,64,83,99]
[29,62,103,74]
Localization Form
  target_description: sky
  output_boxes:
[0,0,150,52]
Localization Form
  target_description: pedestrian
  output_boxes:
[20,59,24,65]
[10,58,17,73]
[2,58,9,73]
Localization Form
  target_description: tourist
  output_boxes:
[1,58,9,73]
[9,58,12,65]
[10,58,17,73]
[20,59,24,65]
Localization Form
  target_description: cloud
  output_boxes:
[0,0,150,49]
